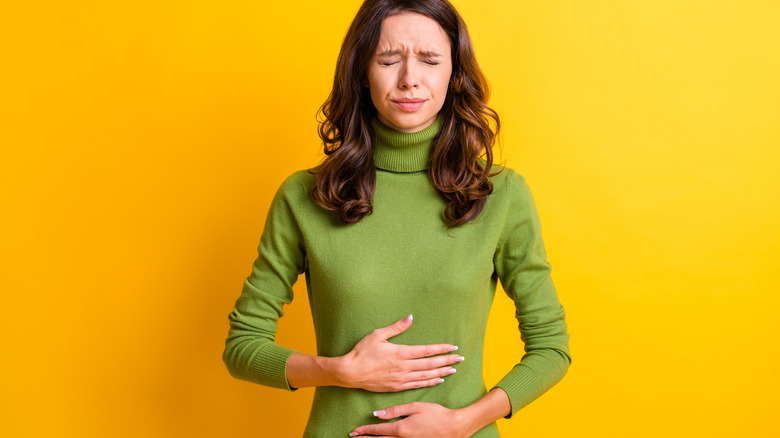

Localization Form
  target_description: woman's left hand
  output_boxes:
[349,402,474,438]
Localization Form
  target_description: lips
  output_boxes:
[392,98,426,112]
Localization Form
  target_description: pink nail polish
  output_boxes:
[349,433,358,437]
[456,355,465,362]
[437,378,445,383]
[373,410,386,417]
[448,345,459,351]
[447,367,457,374]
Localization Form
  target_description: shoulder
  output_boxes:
[264,170,319,221]
[273,169,316,201]
[487,166,547,253]
[277,169,315,192]
[489,165,535,208]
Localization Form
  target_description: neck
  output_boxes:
[372,117,441,173]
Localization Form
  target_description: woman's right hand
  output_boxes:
[335,315,465,392]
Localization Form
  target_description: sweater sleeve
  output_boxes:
[491,171,571,417]
[222,173,307,391]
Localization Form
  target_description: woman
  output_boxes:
[223,0,571,436]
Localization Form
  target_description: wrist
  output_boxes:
[314,354,342,387]
[324,353,355,388]
[454,405,481,437]
[456,388,512,436]
[287,352,353,389]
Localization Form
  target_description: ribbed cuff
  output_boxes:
[492,365,543,417]
[250,343,299,391]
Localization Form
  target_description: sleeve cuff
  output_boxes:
[491,365,544,418]
[249,343,299,391]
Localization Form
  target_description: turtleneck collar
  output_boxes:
[372,117,441,173]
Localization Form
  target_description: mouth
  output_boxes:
[392,98,426,112]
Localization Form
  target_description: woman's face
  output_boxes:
[366,12,453,133]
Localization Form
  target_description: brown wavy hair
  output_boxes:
[312,0,500,227]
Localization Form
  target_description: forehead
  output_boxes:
[375,12,451,54]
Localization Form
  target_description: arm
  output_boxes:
[490,172,571,416]
[222,175,306,390]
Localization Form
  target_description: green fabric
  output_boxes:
[223,119,571,437]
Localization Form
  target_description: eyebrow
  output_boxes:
[376,49,443,57]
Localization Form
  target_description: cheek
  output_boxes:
[367,76,387,111]
[368,87,381,109]
[367,69,392,94]
[367,72,381,91]
[434,70,453,96]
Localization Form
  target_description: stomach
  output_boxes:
[302,371,501,437]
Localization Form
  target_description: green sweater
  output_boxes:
[223,118,571,437]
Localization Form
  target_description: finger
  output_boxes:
[392,376,447,392]
[375,402,425,419]
[397,343,459,360]
[404,366,458,382]
[350,435,394,438]
[372,314,413,341]
[405,353,465,371]
[350,422,398,437]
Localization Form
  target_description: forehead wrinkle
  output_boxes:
[376,47,444,57]
[374,33,449,57]
[376,36,447,53]
[375,14,450,58]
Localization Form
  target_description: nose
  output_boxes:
[399,62,419,90]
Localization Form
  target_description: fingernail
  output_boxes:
[373,410,386,417]
[404,314,413,323]
[448,345,459,351]
[456,356,465,362]
[447,367,457,374]
[437,378,445,383]
[349,433,358,437]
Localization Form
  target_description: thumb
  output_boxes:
[375,314,413,341]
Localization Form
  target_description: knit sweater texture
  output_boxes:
[223,118,571,437]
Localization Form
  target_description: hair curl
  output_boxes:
[312,0,500,227]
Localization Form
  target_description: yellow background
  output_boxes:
[2,0,778,436]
